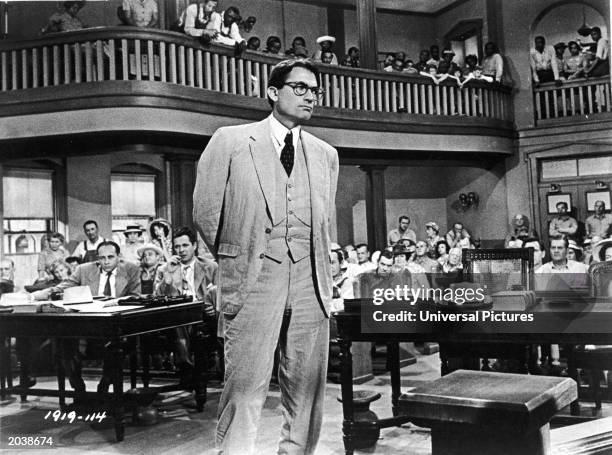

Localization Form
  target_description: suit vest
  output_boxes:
[267,138,312,263]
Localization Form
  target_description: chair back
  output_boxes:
[462,248,534,294]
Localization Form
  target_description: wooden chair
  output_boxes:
[571,260,612,414]
[440,248,534,374]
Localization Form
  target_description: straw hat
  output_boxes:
[316,35,336,45]
[136,243,164,257]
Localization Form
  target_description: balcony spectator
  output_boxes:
[382,55,394,71]
[535,236,588,290]
[442,247,463,274]
[564,41,586,79]
[386,56,405,72]
[122,0,158,28]
[482,41,504,83]
[438,48,459,75]
[446,222,472,249]
[463,54,478,77]
[553,42,567,77]
[355,243,377,273]
[348,47,360,68]
[313,35,338,65]
[42,1,86,34]
[427,45,440,68]
[415,49,430,72]
[460,65,493,88]
[549,201,578,239]
[182,0,218,43]
[420,64,448,85]
[584,27,609,77]
[403,59,418,74]
[321,51,336,65]
[414,240,439,273]
[586,200,612,238]
[246,36,260,51]
[263,36,282,54]
[567,239,583,262]
[530,35,561,86]
[208,6,246,49]
[435,240,450,269]
[285,36,307,58]
[425,222,443,254]
[339,55,352,67]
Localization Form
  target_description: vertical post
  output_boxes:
[355,0,377,70]
[0,163,3,257]
[359,165,387,252]
[168,156,197,229]
[327,5,346,57]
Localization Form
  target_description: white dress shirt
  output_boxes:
[98,268,117,297]
[207,12,243,46]
[269,114,300,158]
[181,259,196,297]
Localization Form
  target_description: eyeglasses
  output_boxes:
[283,82,325,100]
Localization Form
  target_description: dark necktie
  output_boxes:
[280,131,294,176]
[103,272,112,297]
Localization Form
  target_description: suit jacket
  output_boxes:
[153,257,217,314]
[193,118,339,316]
[57,261,141,297]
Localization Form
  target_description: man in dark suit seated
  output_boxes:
[154,227,218,384]
[33,241,141,397]
[353,250,413,298]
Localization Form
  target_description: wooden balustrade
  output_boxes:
[533,76,612,124]
[0,27,513,122]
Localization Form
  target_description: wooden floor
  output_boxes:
[1,348,610,455]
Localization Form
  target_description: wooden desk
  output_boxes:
[0,302,208,441]
[334,297,612,455]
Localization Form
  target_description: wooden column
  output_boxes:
[355,0,378,69]
[0,164,3,257]
[167,155,197,230]
[327,5,346,58]
[360,165,387,252]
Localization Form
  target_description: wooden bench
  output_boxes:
[398,370,577,455]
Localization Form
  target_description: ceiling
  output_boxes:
[287,0,461,14]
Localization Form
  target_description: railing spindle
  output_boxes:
[353,77,360,109]
[397,82,403,111]
[245,59,251,96]
[449,86,455,115]
[427,85,433,114]
[383,80,389,112]
[253,61,260,97]
[74,42,82,83]
[178,45,185,85]
[552,88,559,118]
[376,80,382,111]
[121,39,129,80]
[332,74,339,108]
[169,43,177,84]
[221,55,228,92]
[42,47,49,87]
[10,50,18,89]
[204,51,211,89]
[578,86,585,115]
[96,39,104,81]
[483,89,489,117]
[369,79,375,111]
[420,84,426,113]
[147,40,155,81]
[108,39,116,80]
[187,46,194,87]
[135,39,142,80]
[196,49,203,88]
[228,56,236,94]
[159,41,166,82]
[238,58,245,95]
[261,64,268,94]
[406,82,412,113]
[441,86,448,115]
[457,87,463,115]
[21,49,28,89]
[1,52,7,90]
[434,85,441,115]
[346,76,353,109]
[84,41,92,82]
[53,45,60,85]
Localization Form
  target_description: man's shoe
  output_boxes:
[18,377,36,388]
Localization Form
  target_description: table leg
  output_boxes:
[110,342,125,442]
[0,336,7,400]
[440,344,450,376]
[339,338,355,455]
[129,338,137,390]
[193,324,208,412]
[566,345,580,416]
[141,336,150,388]
[388,342,401,417]
[55,339,66,409]
[18,341,29,402]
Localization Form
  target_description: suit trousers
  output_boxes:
[216,253,329,455]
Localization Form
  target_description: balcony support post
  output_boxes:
[356,0,377,70]
[359,165,387,252]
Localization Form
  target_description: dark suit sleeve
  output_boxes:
[125,264,142,296]
[193,127,232,258]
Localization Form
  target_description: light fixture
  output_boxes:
[595,180,609,189]
[577,7,591,37]
[549,183,561,193]
[458,192,479,208]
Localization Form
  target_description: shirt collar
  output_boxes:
[181,258,196,269]
[269,114,300,150]
[102,267,117,276]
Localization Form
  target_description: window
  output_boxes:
[2,168,54,254]
[111,173,156,243]
[541,156,612,180]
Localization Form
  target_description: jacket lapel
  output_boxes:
[249,119,278,224]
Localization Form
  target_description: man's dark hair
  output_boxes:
[485,41,499,53]
[331,249,344,264]
[535,35,545,43]
[65,256,80,264]
[556,201,568,210]
[348,46,359,55]
[379,250,394,261]
[355,243,369,251]
[399,215,410,224]
[63,1,84,10]
[435,240,450,258]
[293,36,306,46]
[592,26,601,35]
[49,232,65,242]
[225,6,240,18]
[97,240,120,255]
[266,59,320,107]
[266,35,281,48]
[83,219,98,230]
[568,40,579,49]
[172,226,197,244]
[549,235,569,248]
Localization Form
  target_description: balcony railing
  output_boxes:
[533,76,612,125]
[0,27,513,122]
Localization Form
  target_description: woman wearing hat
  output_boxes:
[122,225,144,264]
[425,221,443,255]
[148,218,173,261]
[567,239,584,262]
[594,238,612,263]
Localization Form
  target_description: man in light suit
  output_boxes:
[193,59,338,455]
[33,241,141,396]
[154,226,217,384]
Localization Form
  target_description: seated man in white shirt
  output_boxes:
[182,0,218,44]
[206,6,246,50]
[535,236,589,290]
[584,27,610,77]
[122,0,158,28]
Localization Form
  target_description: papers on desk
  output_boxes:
[66,299,141,312]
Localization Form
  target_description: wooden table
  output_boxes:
[333,296,612,455]
[0,302,209,441]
